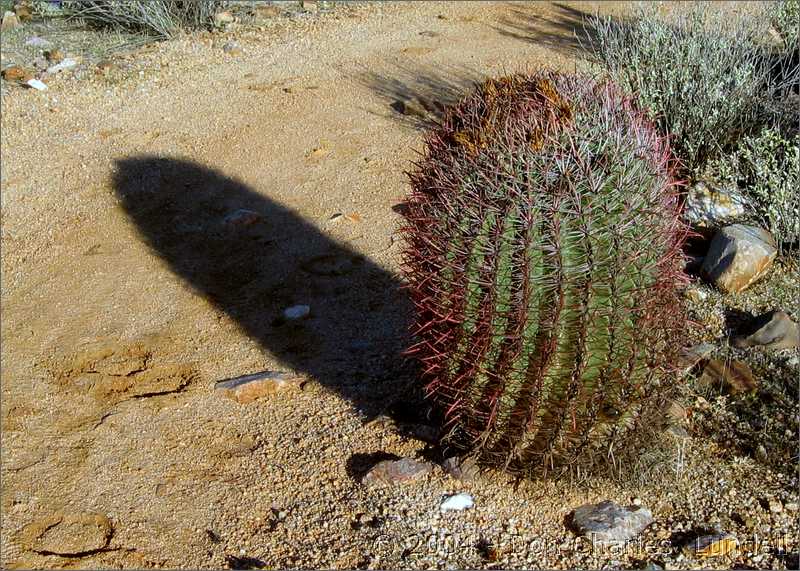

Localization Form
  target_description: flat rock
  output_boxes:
[676,342,715,375]
[362,457,434,485]
[570,500,653,543]
[684,181,747,231]
[732,310,799,351]
[25,36,51,47]
[701,224,777,293]
[46,57,77,74]
[683,533,738,558]
[223,208,262,227]
[215,370,303,404]
[20,512,113,555]
[1,65,33,82]
[25,78,47,91]
[698,359,757,394]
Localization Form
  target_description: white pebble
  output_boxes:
[25,79,48,91]
[440,493,474,512]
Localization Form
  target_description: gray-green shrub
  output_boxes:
[586,4,778,172]
[62,0,222,39]
[706,128,799,250]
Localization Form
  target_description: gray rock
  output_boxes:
[362,457,434,485]
[283,304,310,320]
[732,310,799,351]
[46,58,78,74]
[25,36,51,48]
[570,500,653,543]
[441,456,479,481]
[222,41,242,55]
[701,224,777,293]
[676,342,715,375]
[684,180,748,230]
[213,11,235,27]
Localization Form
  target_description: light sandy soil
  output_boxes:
[1,2,797,569]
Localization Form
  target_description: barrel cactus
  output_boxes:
[400,72,689,477]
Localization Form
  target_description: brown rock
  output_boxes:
[96,59,114,74]
[698,359,757,394]
[19,512,113,555]
[701,225,777,293]
[45,49,64,63]
[215,371,303,404]
[254,5,282,19]
[14,5,33,22]
[441,456,479,481]
[1,65,32,82]
[732,310,799,351]
[684,533,738,558]
[362,457,434,485]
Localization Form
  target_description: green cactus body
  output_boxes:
[402,72,688,476]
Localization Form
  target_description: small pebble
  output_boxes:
[283,305,310,320]
[440,493,474,512]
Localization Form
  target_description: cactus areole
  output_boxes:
[400,72,689,477]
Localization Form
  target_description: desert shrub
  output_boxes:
[586,4,779,173]
[773,0,800,46]
[400,72,689,477]
[61,0,222,39]
[706,128,800,250]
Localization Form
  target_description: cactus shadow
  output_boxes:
[491,2,610,59]
[353,61,485,129]
[112,156,419,420]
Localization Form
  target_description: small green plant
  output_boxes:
[586,4,780,173]
[401,72,689,477]
[706,128,800,250]
[61,0,222,39]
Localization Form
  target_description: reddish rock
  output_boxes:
[698,359,757,394]
[1,65,32,82]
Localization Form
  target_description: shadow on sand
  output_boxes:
[112,156,425,425]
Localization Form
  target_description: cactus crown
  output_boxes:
[401,71,689,477]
